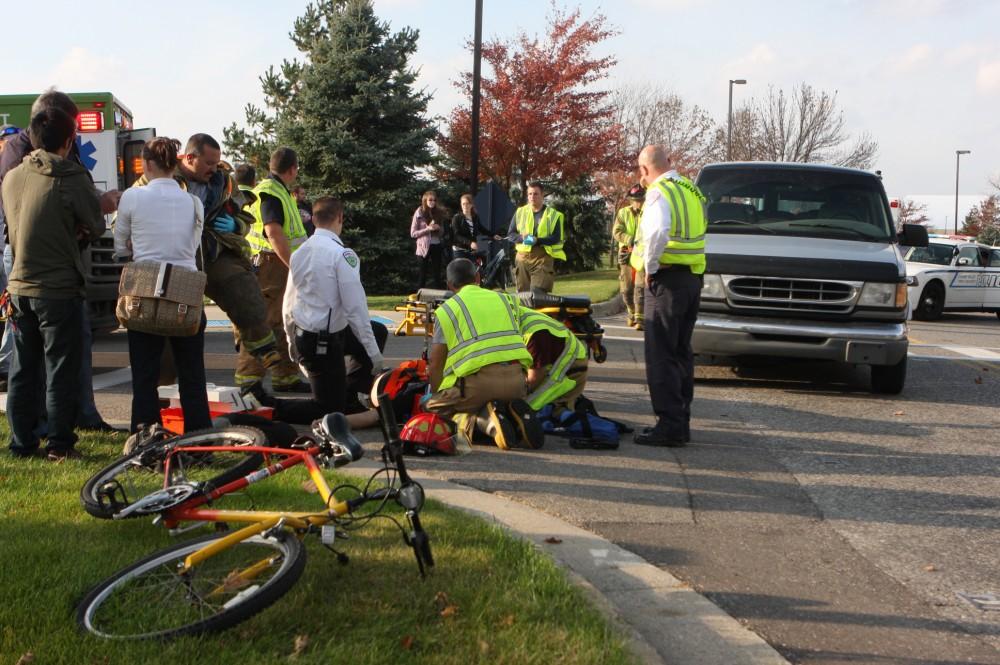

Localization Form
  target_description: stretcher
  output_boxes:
[393,288,453,337]
[517,292,607,363]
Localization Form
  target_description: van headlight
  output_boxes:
[701,274,725,300]
[859,282,907,308]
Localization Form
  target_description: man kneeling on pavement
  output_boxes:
[426,258,544,449]
[517,306,588,416]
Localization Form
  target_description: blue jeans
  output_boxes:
[7,295,84,454]
[1,243,103,426]
[0,244,13,375]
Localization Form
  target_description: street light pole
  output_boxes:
[954,149,970,235]
[727,79,746,161]
[469,0,483,194]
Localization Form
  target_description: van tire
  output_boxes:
[913,282,944,320]
[871,356,907,395]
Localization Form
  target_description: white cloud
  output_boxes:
[865,0,965,18]
[887,44,931,74]
[976,59,1000,94]
[48,47,124,90]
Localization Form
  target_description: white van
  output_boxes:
[692,162,929,394]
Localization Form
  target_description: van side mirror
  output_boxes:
[898,223,928,248]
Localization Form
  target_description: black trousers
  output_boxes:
[128,317,212,433]
[272,327,347,425]
[643,268,702,438]
[417,244,443,289]
[343,321,388,413]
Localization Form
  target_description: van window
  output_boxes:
[699,167,894,241]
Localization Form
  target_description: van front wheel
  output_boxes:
[871,356,907,395]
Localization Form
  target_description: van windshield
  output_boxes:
[697,167,894,242]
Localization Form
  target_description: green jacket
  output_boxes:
[2,149,105,299]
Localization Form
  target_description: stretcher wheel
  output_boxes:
[592,344,608,363]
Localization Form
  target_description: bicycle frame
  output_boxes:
[154,444,373,574]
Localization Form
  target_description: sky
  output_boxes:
[2,0,998,226]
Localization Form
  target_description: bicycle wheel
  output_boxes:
[80,427,267,520]
[77,532,305,640]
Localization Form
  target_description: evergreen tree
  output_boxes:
[224,0,436,293]
[547,178,611,274]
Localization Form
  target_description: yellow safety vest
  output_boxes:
[434,285,532,390]
[514,205,566,260]
[634,175,707,275]
[518,308,587,411]
[247,176,307,256]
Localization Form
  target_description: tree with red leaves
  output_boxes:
[438,4,623,199]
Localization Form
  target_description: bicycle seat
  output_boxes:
[518,291,592,310]
[415,288,454,303]
[314,413,364,464]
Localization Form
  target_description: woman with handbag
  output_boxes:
[114,138,211,433]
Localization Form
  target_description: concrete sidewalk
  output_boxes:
[342,456,788,665]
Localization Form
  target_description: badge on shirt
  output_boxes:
[344,251,359,268]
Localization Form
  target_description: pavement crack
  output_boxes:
[671,450,698,525]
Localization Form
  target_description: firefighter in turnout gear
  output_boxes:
[235,147,309,392]
[131,134,282,379]
[613,184,646,329]
[506,181,565,294]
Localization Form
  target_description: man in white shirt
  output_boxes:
[633,145,707,448]
[247,196,382,424]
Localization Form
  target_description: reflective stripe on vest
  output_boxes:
[247,177,308,256]
[518,309,587,411]
[514,205,566,260]
[434,286,532,390]
[636,175,707,275]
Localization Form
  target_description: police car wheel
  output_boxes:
[913,282,944,321]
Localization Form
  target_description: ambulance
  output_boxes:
[0,92,156,332]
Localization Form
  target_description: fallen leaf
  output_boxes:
[289,634,309,659]
[400,635,415,650]
[440,604,458,618]
[924,564,937,572]
[544,537,563,544]
[301,480,318,494]
[221,571,252,593]
[974,376,983,384]
[434,591,450,611]
[479,639,490,654]
[893,411,905,416]
[15,653,34,665]
[498,614,516,627]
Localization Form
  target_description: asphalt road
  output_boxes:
[82,311,1000,664]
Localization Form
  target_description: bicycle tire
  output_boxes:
[80,427,267,520]
[77,532,305,640]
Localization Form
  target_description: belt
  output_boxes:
[657,263,693,273]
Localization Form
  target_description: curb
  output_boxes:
[341,459,790,665]
[591,293,625,318]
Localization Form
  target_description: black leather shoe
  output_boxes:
[641,425,691,443]
[634,430,687,447]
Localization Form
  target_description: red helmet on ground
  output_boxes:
[399,413,458,456]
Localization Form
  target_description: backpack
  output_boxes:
[371,359,430,424]
[537,396,631,450]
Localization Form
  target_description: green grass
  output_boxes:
[0,428,636,665]
[367,264,619,311]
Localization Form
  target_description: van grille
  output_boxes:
[725,276,860,314]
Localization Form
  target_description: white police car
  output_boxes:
[904,236,1000,320]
